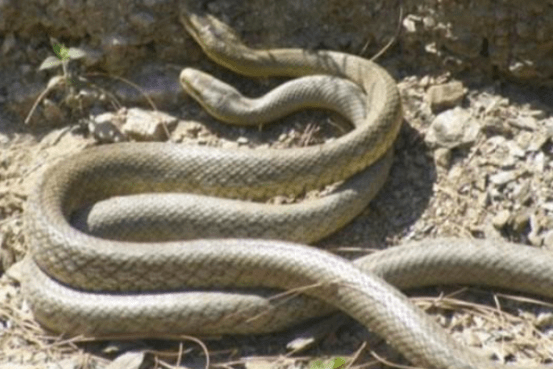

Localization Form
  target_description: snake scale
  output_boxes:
[22,7,552,369]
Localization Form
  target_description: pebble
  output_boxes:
[90,112,127,143]
[509,115,538,130]
[504,140,526,158]
[45,358,82,369]
[419,75,431,88]
[489,170,518,186]
[528,128,552,152]
[402,15,419,33]
[511,209,530,232]
[237,136,249,145]
[535,312,553,328]
[426,81,467,111]
[482,116,512,137]
[425,107,480,149]
[122,108,176,141]
[499,155,516,169]
[220,139,239,149]
[171,120,205,141]
[512,180,531,203]
[531,151,546,172]
[492,209,511,229]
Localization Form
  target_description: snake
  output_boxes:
[22,7,552,369]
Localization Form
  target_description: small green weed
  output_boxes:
[309,356,347,369]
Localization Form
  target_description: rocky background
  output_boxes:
[0,0,552,120]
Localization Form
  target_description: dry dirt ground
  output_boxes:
[0,7,552,369]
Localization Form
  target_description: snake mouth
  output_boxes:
[179,68,203,101]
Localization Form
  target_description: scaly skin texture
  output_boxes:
[23,8,551,369]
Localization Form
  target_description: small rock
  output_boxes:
[512,180,531,203]
[504,140,526,158]
[90,112,127,143]
[487,186,502,201]
[525,109,546,119]
[423,15,436,29]
[508,115,538,131]
[4,258,26,282]
[426,81,467,112]
[535,312,553,328]
[433,147,451,168]
[483,222,504,240]
[474,175,487,192]
[492,210,511,229]
[527,127,553,152]
[220,139,239,149]
[105,351,145,369]
[425,107,480,149]
[527,214,543,247]
[402,15,420,33]
[171,120,205,141]
[534,152,547,173]
[481,116,512,137]
[478,191,489,208]
[425,42,438,54]
[237,136,249,145]
[482,135,506,155]
[541,202,553,212]
[499,155,516,169]
[489,170,518,186]
[483,96,509,115]
[508,59,536,79]
[45,357,83,369]
[511,210,530,232]
[447,165,464,182]
[419,75,431,88]
[122,108,176,141]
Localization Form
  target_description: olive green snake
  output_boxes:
[22,8,552,369]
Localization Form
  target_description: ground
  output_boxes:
[0,1,552,369]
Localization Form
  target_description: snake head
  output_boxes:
[180,10,251,60]
[180,68,246,123]
[180,8,264,76]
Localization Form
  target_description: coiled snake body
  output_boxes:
[23,9,552,369]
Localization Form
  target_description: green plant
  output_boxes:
[26,37,160,127]
[39,38,87,84]
[309,357,347,369]
[24,39,88,124]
